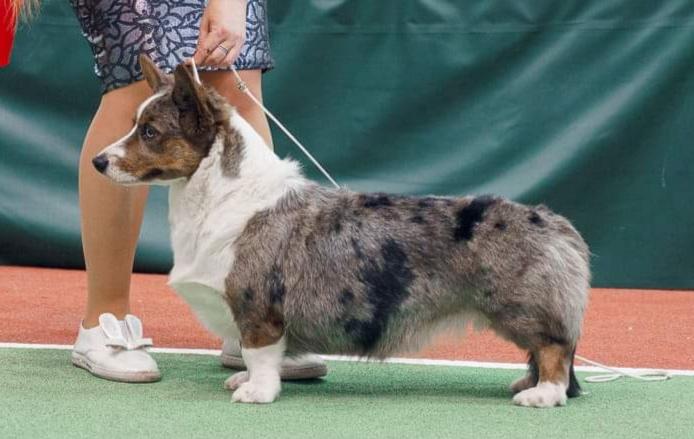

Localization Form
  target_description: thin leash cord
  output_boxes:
[191,60,671,385]
[575,354,671,383]
[230,68,341,189]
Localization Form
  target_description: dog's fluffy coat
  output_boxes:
[94,56,590,407]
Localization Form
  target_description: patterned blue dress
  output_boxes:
[70,0,274,93]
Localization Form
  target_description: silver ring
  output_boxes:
[216,44,230,55]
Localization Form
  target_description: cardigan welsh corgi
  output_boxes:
[92,55,590,407]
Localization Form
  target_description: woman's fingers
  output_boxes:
[219,42,243,68]
[208,42,233,66]
[196,26,244,67]
[197,31,226,65]
[195,25,225,65]
[193,0,247,67]
[192,48,206,66]
[193,15,211,65]
[198,28,245,67]
[193,42,237,68]
[208,34,229,65]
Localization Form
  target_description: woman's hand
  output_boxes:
[194,0,247,67]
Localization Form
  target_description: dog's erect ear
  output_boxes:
[139,54,170,91]
[172,63,214,137]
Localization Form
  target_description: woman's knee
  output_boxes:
[80,80,152,158]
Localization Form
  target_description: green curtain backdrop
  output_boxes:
[1,1,693,288]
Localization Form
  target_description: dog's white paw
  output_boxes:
[232,380,280,404]
[510,374,535,394]
[512,382,567,408]
[224,372,249,391]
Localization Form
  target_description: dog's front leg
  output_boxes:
[228,337,285,404]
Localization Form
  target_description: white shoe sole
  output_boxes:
[71,352,161,383]
[220,353,328,380]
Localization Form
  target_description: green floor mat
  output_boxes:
[1,348,692,438]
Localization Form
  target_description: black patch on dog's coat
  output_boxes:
[319,202,347,235]
[267,266,286,305]
[351,237,365,260]
[142,168,164,180]
[346,239,414,352]
[331,216,342,234]
[303,233,314,249]
[235,287,255,314]
[418,197,453,209]
[453,196,497,241]
[243,287,254,302]
[410,215,426,224]
[360,193,393,208]
[339,289,355,305]
[344,318,359,332]
[567,348,582,398]
[516,259,532,278]
[494,221,507,231]
[411,197,446,225]
[529,210,545,227]
[221,128,244,177]
[418,198,435,208]
[539,332,569,347]
[527,353,540,388]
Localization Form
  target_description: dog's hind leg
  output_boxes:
[512,344,574,408]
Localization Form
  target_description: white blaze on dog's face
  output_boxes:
[92,55,221,185]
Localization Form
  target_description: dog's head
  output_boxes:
[92,55,230,185]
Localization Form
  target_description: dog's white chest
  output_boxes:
[167,179,241,341]
[170,281,240,341]
[164,126,304,343]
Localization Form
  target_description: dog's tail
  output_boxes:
[566,347,582,398]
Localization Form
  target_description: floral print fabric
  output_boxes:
[70,0,274,93]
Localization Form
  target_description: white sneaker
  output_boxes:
[71,313,161,383]
[220,340,328,380]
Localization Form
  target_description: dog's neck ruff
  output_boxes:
[167,110,306,293]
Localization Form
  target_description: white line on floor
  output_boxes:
[2,341,693,376]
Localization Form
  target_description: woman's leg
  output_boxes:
[73,80,160,383]
[79,81,152,328]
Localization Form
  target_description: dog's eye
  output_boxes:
[140,123,158,140]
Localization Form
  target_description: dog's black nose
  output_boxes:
[92,155,109,173]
